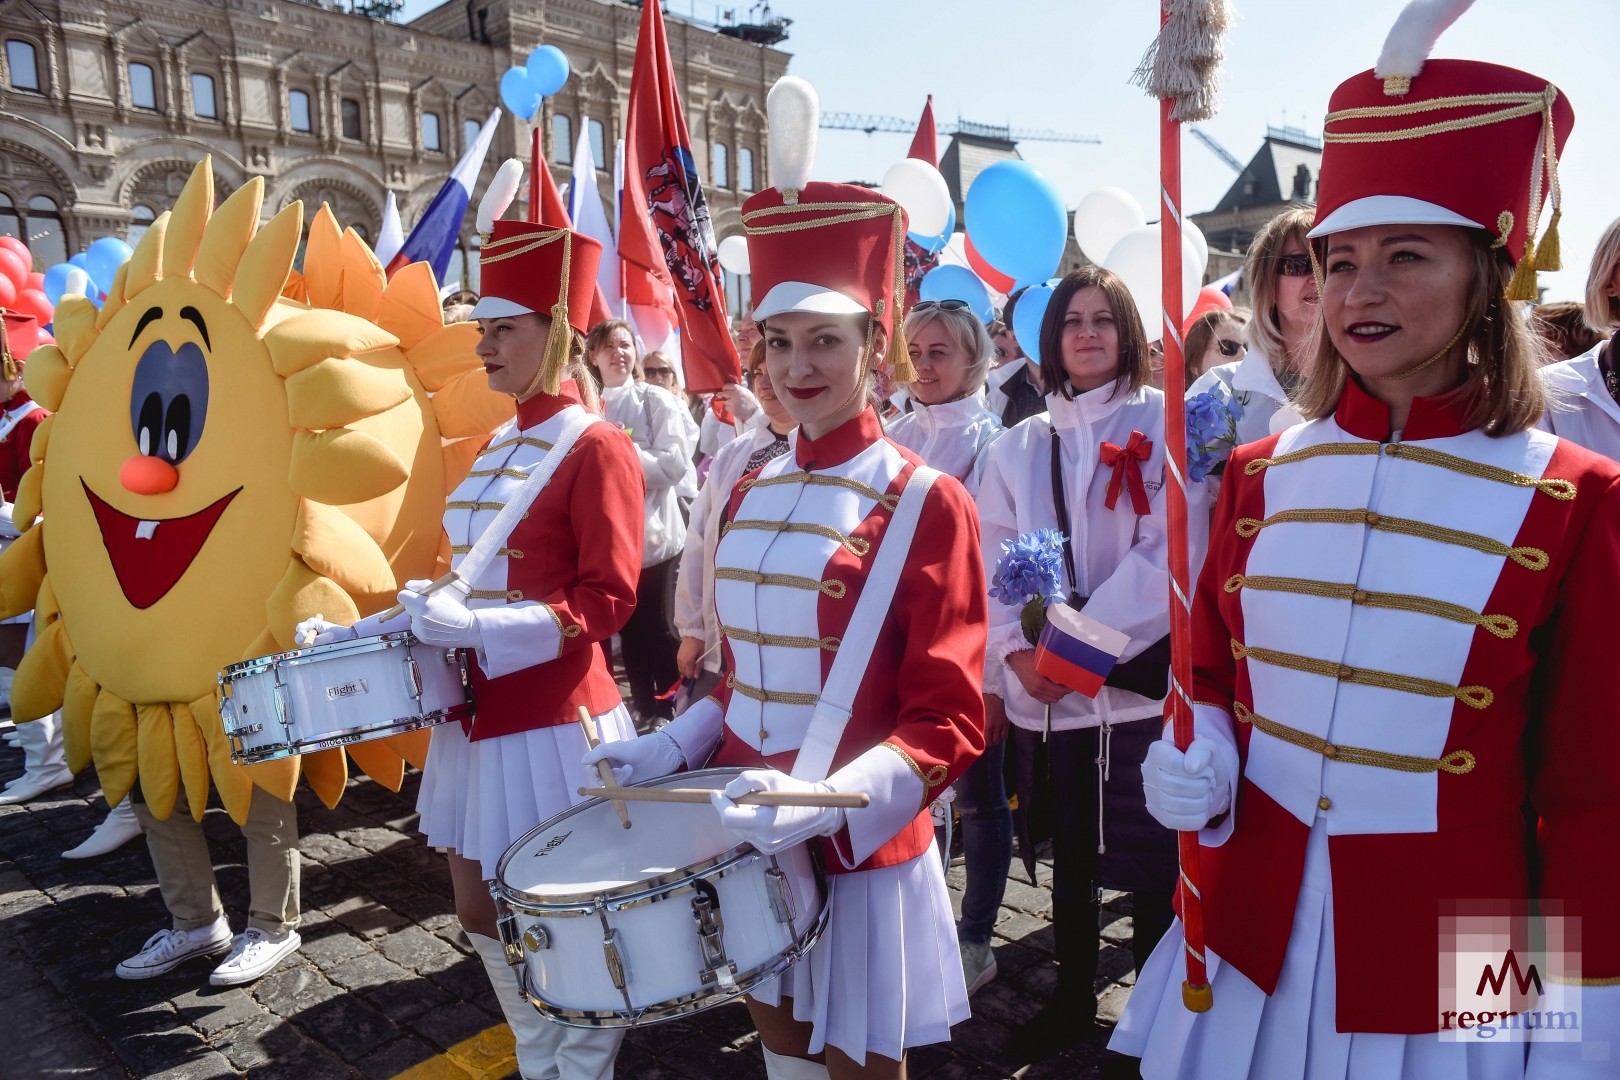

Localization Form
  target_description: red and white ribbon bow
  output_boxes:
[1099,430,1153,515]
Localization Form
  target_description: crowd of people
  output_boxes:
[4,12,1620,1080]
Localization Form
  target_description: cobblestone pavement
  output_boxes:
[0,732,1147,1079]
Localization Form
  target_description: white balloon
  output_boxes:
[1101,225,1205,337]
[717,234,751,276]
[1182,218,1209,278]
[881,159,952,237]
[62,266,92,298]
[937,231,970,270]
[1073,186,1146,264]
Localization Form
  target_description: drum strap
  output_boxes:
[791,465,940,782]
[455,407,601,587]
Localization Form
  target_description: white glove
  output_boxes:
[294,613,356,648]
[711,769,845,854]
[398,579,483,650]
[1142,737,1233,832]
[582,731,685,786]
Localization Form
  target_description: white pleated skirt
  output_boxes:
[749,847,970,1066]
[416,705,635,880]
[1110,823,1531,1080]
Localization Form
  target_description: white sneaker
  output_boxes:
[209,928,301,986]
[115,916,232,979]
[961,940,998,996]
[62,797,143,859]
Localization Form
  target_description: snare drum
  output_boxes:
[491,767,827,1028]
[217,632,471,764]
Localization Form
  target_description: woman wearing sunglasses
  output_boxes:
[1183,307,1251,383]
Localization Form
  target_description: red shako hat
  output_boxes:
[1,309,50,382]
[742,76,914,379]
[1308,1,1574,300]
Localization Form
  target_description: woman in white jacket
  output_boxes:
[1539,215,1620,461]
[589,318,696,722]
[976,266,1176,1056]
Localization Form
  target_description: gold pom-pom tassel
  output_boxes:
[539,301,570,397]
[886,205,916,384]
[1504,249,1540,303]
[1531,207,1562,273]
[889,315,915,384]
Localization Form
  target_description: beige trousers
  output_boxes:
[133,786,301,935]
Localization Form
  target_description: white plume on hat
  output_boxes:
[476,158,524,235]
[1375,0,1475,80]
[766,76,818,192]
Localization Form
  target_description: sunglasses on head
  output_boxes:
[1276,253,1313,277]
[911,299,971,313]
[1216,338,1246,358]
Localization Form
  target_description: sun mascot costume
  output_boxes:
[0,157,512,825]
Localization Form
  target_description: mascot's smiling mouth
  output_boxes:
[82,480,241,610]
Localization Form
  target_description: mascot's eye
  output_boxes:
[129,341,209,466]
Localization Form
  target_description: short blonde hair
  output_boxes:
[1296,234,1544,435]
[1583,216,1620,332]
[1245,206,1316,367]
[903,304,994,393]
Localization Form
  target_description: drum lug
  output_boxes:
[691,879,738,990]
[765,861,797,925]
[492,896,525,967]
[402,655,424,702]
[602,927,628,991]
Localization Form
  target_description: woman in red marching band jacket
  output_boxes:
[588,76,986,1080]
[1113,10,1620,1077]
[300,162,644,1080]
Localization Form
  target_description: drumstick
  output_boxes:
[577,785,871,809]
[377,571,460,622]
[578,706,631,829]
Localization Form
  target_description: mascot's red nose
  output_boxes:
[120,455,180,495]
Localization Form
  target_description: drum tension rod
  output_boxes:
[691,878,738,990]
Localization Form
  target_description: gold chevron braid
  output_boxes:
[468,588,525,602]
[740,471,901,510]
[722,519,871,557]
[722,625,841,652]
[1324,91,1549,144]
[714,567,848,598]
[1233,508,1551,571]
[1232,703,1476,775]
[1230,639,1494,709]
[742,200,901,235]
[465,467,533,481]
[449,545,524,559]
[879,741,950,812]
[480,231,568,265]
[445,499,505,512]
[486,435,554,455]
[1243,440,1576,499]
[725,672,820,706]
[1224,574,1519,639]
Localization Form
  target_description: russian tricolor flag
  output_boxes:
[1034,603,1130,698]
[384,110,501,282]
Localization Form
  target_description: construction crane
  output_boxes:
[820,113,1099,146]
[1189,126,1244,173]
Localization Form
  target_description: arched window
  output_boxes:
[588,119,606,172]
[26,195,65,268]
[5,40,40,92]
[737,146,755,192]
[341,98,363,141]
[0,193,20,242]
[191,73,217,119]
[552,114,572,165]
[289,89,312,133]
[422,111,441,152]
[128,62,157,110]
[127,204,156,246]
[463,118,481,153]
[711,143,729,189]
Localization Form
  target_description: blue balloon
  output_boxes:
[500,67,542,121]
[918,264,993,325]
[1011,281,1058,369]
[42,263,74,308]
[907,202,956,256]
[84,236,132,296]
[964,162,1067,287]
[526,45,571,98]
[68,252,90,271]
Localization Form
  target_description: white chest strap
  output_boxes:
[0,400,40,445]
[791,465,941,782]
[455,407,600,587]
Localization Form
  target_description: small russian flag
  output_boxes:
[1034,602,1131,698]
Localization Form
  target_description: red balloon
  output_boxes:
[0,248,28,290]
[11,288,52,325]
[26,272,44,292]
[0,275,15,309]
[0,236,28,264]
[1181,286,1236,337]
[965,234,1017,296]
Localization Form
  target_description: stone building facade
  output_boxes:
[0,0,788,295]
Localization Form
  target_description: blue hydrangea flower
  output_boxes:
[1185,389,1246,483]
[989,528,1068,608]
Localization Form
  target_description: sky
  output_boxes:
[405,0,1620,301]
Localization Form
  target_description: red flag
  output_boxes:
[908,94,938,165]
[529,131,612,328]
[619,0,740,393]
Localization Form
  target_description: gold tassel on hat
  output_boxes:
[886,206,917,384]
[1532,206,1562,273]
[0,316,15,382]
[520,231,573,399]
[1504,248,1539,303]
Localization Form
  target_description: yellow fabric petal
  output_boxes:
[234,201,303,333]
[441,437,485,493]
[382,727,433,771]
[264,559,358,652]
[62,662,98,774]
[263,308,400,377]
[302,204,345,311]
[432,369,517,439]
[403,323,483,392]
[12,616,69,722]
[97,263,129,330]
[197,177,265,298]
[161,157,213,280]
[22,344,72,411]
[171,700,211,822]
[91,689,139,809]
[0,523,45,618]
[337,228,386,323]
[27,413,52,466]
[284,358,412,431]
[136,702,179,820]
[300,747,350,809]
[48,300,97,367]
[242,755,300,804]
[13,463,42,527]
[377,261,444,351]
[345,739,406,792]
[288,428,407,505]
[123,211,168,301]
[194,692,253,825]
[291,501,396,599]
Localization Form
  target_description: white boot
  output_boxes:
[0,712,71,804]
[762,1047,832,1079]
[470,932,566,1079]
[63,796,143,859]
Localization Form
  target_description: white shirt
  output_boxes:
[976,381,1171,731]
[883,389,1002,493]
[1539,342,1620,462]
[601,380,696,565]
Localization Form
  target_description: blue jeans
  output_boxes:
[954,740,1013,945]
